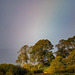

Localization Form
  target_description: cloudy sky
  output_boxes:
[0,0,75,64]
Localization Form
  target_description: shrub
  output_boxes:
[5,72,13,75]
[66,65,75,73]
[0,63,31,75]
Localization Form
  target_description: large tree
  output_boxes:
[30,39,54,66]
[16,45,29,66]
[55,36,75,58]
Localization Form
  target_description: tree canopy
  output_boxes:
[55,36,75,58]
[30,39,54,66]
[15,36,75,74]
[16,45,29,66]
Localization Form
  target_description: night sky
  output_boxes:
[0,0,75,64]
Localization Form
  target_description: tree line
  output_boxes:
[16,36,75,69]
[0,36,75,75]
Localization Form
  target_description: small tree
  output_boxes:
[49,56,65,73]
[16,45,29,66]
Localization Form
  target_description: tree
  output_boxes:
[45,50,75,73]
[46,51,55,66]
[55,36,75,58]
[49,56,65,73]
[28,46,37,65]
[64,50,75,73]
[66,50,75,65]
[30,39,54,66]
[16,45,29,66]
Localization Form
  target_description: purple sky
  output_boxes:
[0,0,75,64]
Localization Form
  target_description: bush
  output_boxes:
[34,69,43,73]
[5,72,13,75]
[66,65,75,73]
[43,68,49,73]
[0,63,31,75]
[23,63,33,70]
[48,56,65,73]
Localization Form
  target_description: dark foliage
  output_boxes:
[0,64,31,75]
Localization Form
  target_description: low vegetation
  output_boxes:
[0,64,31,75]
